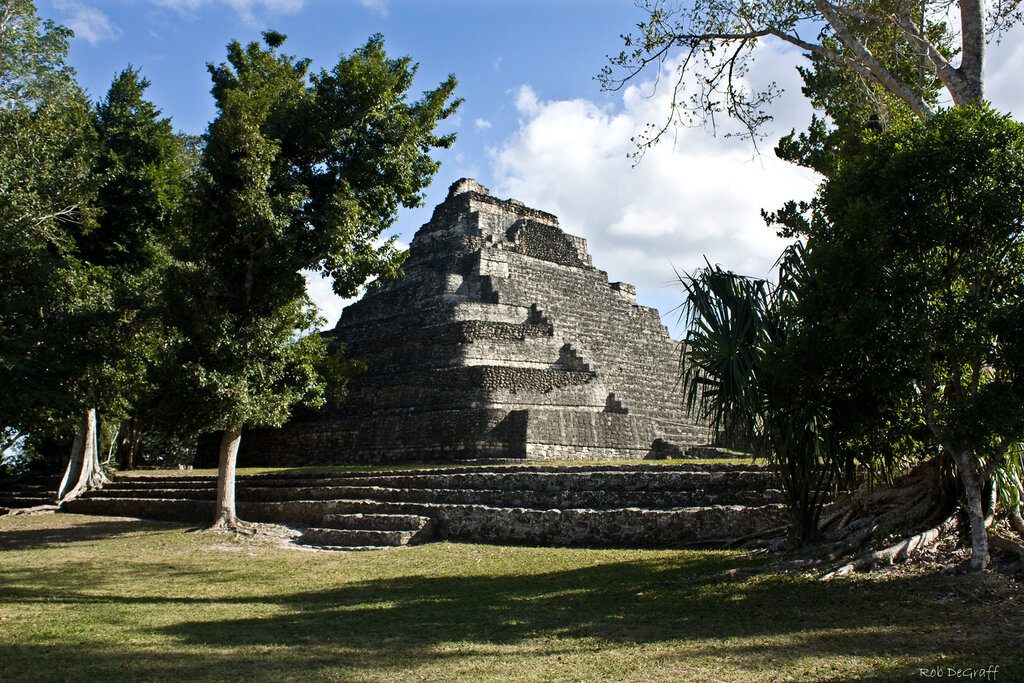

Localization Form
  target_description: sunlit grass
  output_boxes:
[1,513,1020,682]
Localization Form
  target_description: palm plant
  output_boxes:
[994,443,1024,536]
[678,244,841,544]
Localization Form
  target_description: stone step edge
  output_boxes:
[85,488,785,508]
[319,513,432,530]
[97,483,781,496]
[107,473,772,488]
[61,498,787,548]
[113,462,767,483]
[299,528,419,548]
[104,471,775,491]
[67,496,787,514]
[103,472,775,485]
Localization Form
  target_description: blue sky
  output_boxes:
[39,0,1024,329]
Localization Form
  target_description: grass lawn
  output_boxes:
[1,514,1021,682]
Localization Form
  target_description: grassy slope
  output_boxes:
[1,514,1021,682]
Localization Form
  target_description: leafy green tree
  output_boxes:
[48,66,194,497]
[777,104,1024,569]
[0,0,193,495]
[88,67,191,471]
[90,67,186,273]
[773,37,943,179]
[0,0,100,490]
[170,31,459,528]
[0,0,76,106]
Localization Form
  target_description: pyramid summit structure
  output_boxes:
[232,179,710,465]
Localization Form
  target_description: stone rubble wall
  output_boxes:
[89,483,781,509]
[64,464,785,548]
[65,494,786,547]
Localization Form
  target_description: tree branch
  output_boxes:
[889,10,967,101]
[981,435,1013,483]
[811,0,933,117]
[658,14,934,119]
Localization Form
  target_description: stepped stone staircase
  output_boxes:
[0,475,58,514]
[303,514,435,550]
[60,464,786,550]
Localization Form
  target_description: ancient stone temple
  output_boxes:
[232,179,709,465]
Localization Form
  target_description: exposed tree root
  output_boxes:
[1009,504,1024,541]
[1,504,59,517]
[728,525,789,548]
[56,408,109,503]
[696,461,1018,578]
[202,517,260,535]
[988,531,1024,572]
[822,514,959,579]
[752,461,969,578]
[816,463,952,565]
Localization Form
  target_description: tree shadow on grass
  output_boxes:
[158,556,1024,679]
[2,547,1020,681]
[0,516,182,551]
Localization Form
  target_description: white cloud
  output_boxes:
[491,44,820,317]
[54,1,120,44]
[474,118,492,130]
[987,26,1024,119]
[514,85,542,117]
[304,238,408,328]
[303,270,356,329]
[152,0,304,25]
[357,0,388,16]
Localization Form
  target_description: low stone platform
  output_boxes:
[0,475,59,514]
[61,464,786,549]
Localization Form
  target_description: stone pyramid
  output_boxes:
[236,179,709,465]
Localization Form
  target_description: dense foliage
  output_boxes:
[0,3,459,518]
[683,104,1024,567]
[787,104,1024,567]
[0,0,100,471]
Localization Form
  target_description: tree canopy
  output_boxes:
[0,4,460,518]
[0,0,196,495]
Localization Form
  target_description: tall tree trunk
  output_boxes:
[127,425,139,470]
[948,445,989,570]
[983,480,997,526]
[57,408,108,502]
[956,0,986,102]
[117,416,144,470]
[210,425,243,529]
